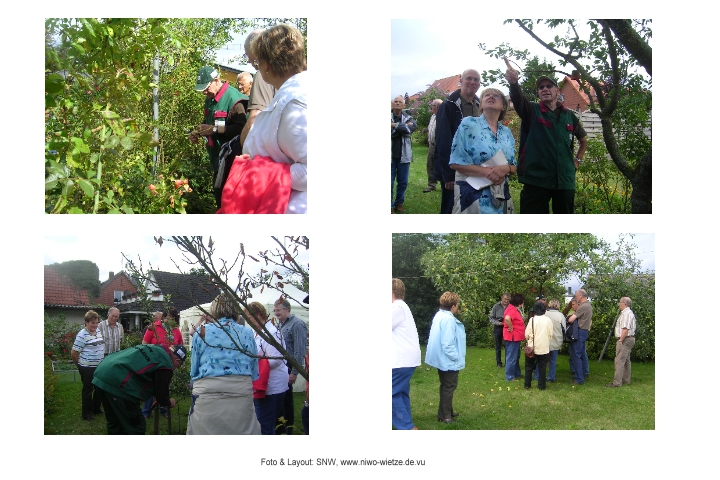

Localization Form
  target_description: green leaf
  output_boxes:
[45,74,65,94]
[100,110,120,119]
[121,205,135,214]
[77,179,95,198]
[120,136,134,150]
[68,207,85,214]
[70,42,85,56]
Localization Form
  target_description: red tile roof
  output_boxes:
[44,266,92,307]
[560,75,599,111]
[428,74,462,95]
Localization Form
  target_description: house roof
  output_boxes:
[562,75,598,106]
[148,270,221,312]
[44,266,92,309]
[428,74,462,94]
[97,271,138,306]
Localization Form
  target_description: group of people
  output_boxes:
[70,296,308,435]
[391,59,589,214]
[391,280,638,429]
[189,24,307,214]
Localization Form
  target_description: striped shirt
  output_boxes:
[72,328,105,367]
[615,308,637,337]
[98,320,124,355]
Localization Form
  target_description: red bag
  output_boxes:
[253,358,270,399]
[217,155,292,214]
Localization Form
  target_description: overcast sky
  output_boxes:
[391,19,650,100]
[564,233,655,292]
[44,235,308,306]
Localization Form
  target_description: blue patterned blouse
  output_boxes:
[449,114,516,213]
[190,318,259,381]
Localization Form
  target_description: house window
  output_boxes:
[114,290,123,303]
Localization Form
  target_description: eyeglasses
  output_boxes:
[483,93,502,99]
[538,84,555,91]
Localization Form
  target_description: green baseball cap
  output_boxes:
[195,66,219,91]
[535,75,558,88]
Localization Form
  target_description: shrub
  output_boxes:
[44,357,58,416]
[44,313,79,361]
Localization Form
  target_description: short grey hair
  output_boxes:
[244,29,264,55]
[576,289,588,299]
[621,297,632,308]
[274,298,292,311]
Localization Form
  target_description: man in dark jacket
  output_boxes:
[434,69,481,214]
[92,344,187,434]
[189,66,247,208]
[504,59,588,213]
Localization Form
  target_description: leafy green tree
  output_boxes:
[392,234,444,343]
[421,234,605,346]
[480,55,556,103]
[582,235,655,361]
[480,19,652,213]
[49,259,101,298]
[408,86,448,146]
[45,18,306,214]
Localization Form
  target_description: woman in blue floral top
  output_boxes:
[449,87,517,214]
[187,293,261,434]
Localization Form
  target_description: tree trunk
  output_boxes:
[631,151,652,213]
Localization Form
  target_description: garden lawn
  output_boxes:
[45,372,306,435]
[401,141,628,214]
[397,143,521,215]
[407,346,654,430]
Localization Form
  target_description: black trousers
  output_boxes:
[493,326,504,366]
[77,365,102,418]
[440,185,454,214]
[524,353,550,390]
[96,388,146,435]
[437,370,459,420]
[520,184,575,214]
[276,383,294,434]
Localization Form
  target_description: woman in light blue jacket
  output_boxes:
[425,292,466,424]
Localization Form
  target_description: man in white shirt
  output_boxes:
[98,307,124,357]
[423,99,443,193]
[606,297,637,387]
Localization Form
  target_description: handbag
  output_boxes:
[252,343,271,399]
[524,317,535,358]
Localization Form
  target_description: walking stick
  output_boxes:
[598,311,620,363]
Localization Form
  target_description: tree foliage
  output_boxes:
[406,86,448,146]
[480,55,557,103]
[49,259,101,298]
[581,235,655,361]
[480,19,652,213]
[392,234,444,343]
[45,18,305,214]
[421,234,604,345]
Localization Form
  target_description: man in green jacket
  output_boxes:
[505,59,588,214]
[92,344,187,434]
[189,66,247,207]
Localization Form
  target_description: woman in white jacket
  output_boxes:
[392,279,421,430]
[243,24,307,214]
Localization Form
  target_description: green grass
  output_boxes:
[396,143,521,214]
[406,346,654,430]
[44,372,306,435]
[399,140,627,214]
